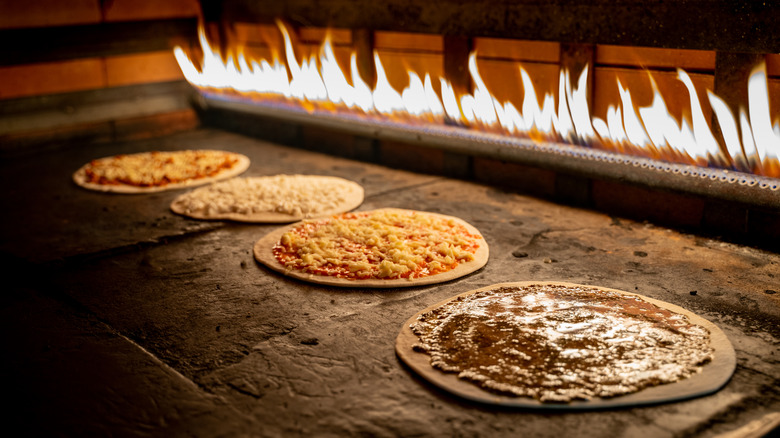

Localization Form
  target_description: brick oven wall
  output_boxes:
[0,0,202,146]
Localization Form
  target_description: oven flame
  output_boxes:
[174,23,780,178]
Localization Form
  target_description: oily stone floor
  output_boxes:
[1,128,778,437]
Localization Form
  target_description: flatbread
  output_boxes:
[73,150,250,194]
[395,281,736,409]
[253,208,489,288]
[170,175,364,223]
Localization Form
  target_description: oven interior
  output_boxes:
[1,1,779,436]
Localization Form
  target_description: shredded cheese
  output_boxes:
[173,175,357,217]
[273,210,482,280]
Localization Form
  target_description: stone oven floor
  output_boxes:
[1,128,778,437]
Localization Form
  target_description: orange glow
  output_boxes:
[174,22,780,178]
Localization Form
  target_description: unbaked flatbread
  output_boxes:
[395,281,736,409]
[73,150,250,194]
[253,208,489,288]
[170,175,364,223]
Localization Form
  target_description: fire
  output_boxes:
[174,23,780,179]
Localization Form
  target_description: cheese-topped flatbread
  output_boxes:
[73,150,250,193]
[170,175,364,223]
[253,208,489,287]
[396,282,736,409]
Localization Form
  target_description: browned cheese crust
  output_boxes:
[253,208,489,288]
[73,150,250,194]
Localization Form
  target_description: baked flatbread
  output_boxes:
[170,175,364,223]
[253,208,489,288]
[73,150,250,193]
[396,281,736,409]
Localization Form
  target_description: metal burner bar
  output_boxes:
[199,93,780,209]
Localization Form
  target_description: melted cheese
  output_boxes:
[274,210,481,280]
[174,175,355,217]
[412,284,714,403]
[84,150,237,187]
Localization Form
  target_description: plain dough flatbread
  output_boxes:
[170,175,364,223]
[253,208,489,288]
[395,281,736,409]
[73,150,250,194]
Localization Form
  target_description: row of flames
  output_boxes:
[174,23,780,179]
